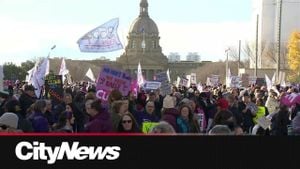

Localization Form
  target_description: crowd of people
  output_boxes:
[0,80,300,136]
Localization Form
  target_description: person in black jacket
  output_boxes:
[4,99,33,132]
[238,92,257,133]
[19,85,37,118]
[270,104,291,136]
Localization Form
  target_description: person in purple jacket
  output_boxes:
[85,99,113,133]
[27,100,49,132]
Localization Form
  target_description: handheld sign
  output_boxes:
[45,75,63,105]
[96,65,131,102]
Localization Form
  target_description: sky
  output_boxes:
[0,0,255,66]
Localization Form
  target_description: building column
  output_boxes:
[145,69,149,80]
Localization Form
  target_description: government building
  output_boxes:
[116,0,201,82]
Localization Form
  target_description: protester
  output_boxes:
[52,110,75,133]
[0,112,22,133]
[270,104,291,136]
[110,100,129,132]
[19,84,37,117]
[84,99,112,132]
[149,121,176,134]
[4,99,33,132]
[27,100,49,132]
[117,113,140,133]
[135,100,159,128]
[176,104,200,133]
[208,125,232,135]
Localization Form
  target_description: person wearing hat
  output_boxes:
[19,84,37,117]
[0,112,21,133]
[216,98,229,111]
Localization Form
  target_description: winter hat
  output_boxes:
[217,98,229,110]
[163,95,175,109]
[180,98,190,105]
[0,113,19,129]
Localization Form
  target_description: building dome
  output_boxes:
[128,0,159,35]
[129,17,159,35]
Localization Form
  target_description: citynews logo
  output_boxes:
[15,141,121,164]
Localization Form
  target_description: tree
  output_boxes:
[19,60,35,80]
[242,41,279,69]
[3,62,23,80]
[287,31,300,82]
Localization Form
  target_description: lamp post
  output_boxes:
[276,0,283,84]
[48,45,56,58]
[225,48,230,86]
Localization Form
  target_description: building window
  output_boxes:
[152,41,156,48]
[132,40,136,49]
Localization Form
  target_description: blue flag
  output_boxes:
[77,18,123,53]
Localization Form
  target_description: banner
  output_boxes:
[143,81,161,90]
[156,71,172,96]
[45,75,63,105]
[180,77,189,87]
[190,73,197,85]
[96,65,131,102]
[248,76,257,86]
[77,18,123,53]
[209,75,219,87]
[229,76,241,88]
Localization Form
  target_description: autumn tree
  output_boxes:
[287,31,300,82]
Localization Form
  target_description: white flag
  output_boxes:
[85,68,95,82]
[166,69,171,83]
[265,74,272,92]
[26,67,35,83]
[77,18,123,53]
[271,72,276,85]
[0,65,3,91]
[59,58,69,83]
[32,58,49,98]
[176,76,181,87]
[137,62,144,87]
[186,75,191,87]
[226,68,231,87]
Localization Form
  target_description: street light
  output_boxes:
[225,48,230,86]
[47,45,56,58]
